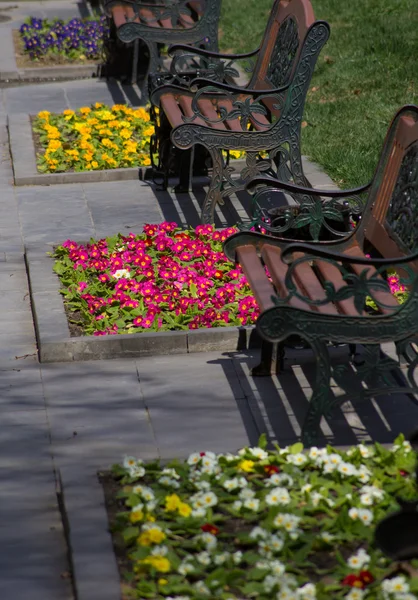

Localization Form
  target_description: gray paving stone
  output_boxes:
[136,352,251,459]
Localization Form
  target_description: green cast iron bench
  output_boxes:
[104,0,221,92]
[224,105,418,445]
[150,0,330,224]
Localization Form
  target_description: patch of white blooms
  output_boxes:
[121,437,416,600]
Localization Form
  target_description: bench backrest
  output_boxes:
[355,106,418,267]
[248,0,316,91]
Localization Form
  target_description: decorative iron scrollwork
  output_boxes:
[267,16,299,87]
[386,143,418,253]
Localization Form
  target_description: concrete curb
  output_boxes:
[26,247,259,363]
[57,468,122,600]
[1,63,100,83]
[8,114,247,186]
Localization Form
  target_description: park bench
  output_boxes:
[104,0,221,90]
[150,0,330,224]
[223,104,418,445]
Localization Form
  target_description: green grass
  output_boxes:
[220,0,418,187]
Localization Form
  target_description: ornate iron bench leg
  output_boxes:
[175,146,195,193]
[301,338,332,446]
[201,147,224,224]
[131,39,140,84]
[252,340,285,376]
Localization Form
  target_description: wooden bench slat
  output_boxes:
[112,5,132,28]
[195,99,228,131]
[261,245,315,312]
[314,258,364,316]
[236,246,276,313]
[138,7,162,27]
[345,246,400,314]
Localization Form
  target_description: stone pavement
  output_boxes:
[0,12,417,600]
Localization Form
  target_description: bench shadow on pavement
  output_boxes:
[207,345,418,448]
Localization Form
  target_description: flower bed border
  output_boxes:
[8,113,247,186]
[26,247,258,363]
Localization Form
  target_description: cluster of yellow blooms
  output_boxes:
[34,103,155,173]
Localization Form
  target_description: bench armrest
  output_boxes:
[281,242,418,267]
[189,77,290,96]
[246,175,372,198]
[169,44,260,61]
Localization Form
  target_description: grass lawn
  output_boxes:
[220,0,418,187]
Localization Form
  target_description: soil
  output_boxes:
[13,29,98,69]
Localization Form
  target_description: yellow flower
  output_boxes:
[142,556,170,573]
[120,128,131,139]
[158,579,168,585]
[165,493,181,512]
[83,152,93,162]
[94,102,103,109]
[63,109,75,119]
[38,111,50,120]
[141,156,151,167]
[48,139,62,151]
[49,164,57,170]
[97,109,113,121]
[230,150,243,159]
[130,509,144,523]
[92,161,98,168]
[143,125,155,137]
[178,502,192,518]
[138,528,166,546]
[80,107,91,115]
[133,108,150,121]
[101,138,113,148]
[238,459,255,472]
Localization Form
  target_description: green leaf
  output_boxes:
[257,433,267,449]
[289,442,304,454]
[122,526,139,543]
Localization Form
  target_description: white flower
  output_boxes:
[128,465,145,478]
[266,487,291,506]
[159,476,180,488]
[301,484,312,494]
[345,590,365,600]
[201,492,217,507]
[256,560,269,570]
[243,498,260,511]
[199,532,217,549]
[297,582,316,598]
[151,545,168,556]
[338,462,357,477]
[320,532,335,543]
[310,492,324,507]
[214,552,229,565]
[403,441,412,453]
[347,549,370,569]
[196,551,211,565]
[259,540,273,557]
[178,561,195,575]
[232,500,242,511]
[323,462,337,474]
[239,488,255,500]
[308,447,322,460]
[237,476,248,488]
[195,581,210,595]
[113,268,131,279]
[161,468,180,479]
[223,453,237,462]
[270,560,286,576]
[187,452,201,465]
[360,485,384,500]
[232,551,243,564]
[287,453,308,466]
[360,493,373,506]
[132,484,145,495]
[357,444,374,458]
[278,589,298,600]
[265,473,294,487]
[223,478,239,491]
[382,575,410,594]
[358,508,373,525]
[142,488,154,501]
[194,480,211,491]
[249,447,269,460]
[274,513,301,531]
[270,534,284,551]
[348,507,359,520]
[123,456,137,469]
[264,574,279,592]
[357,465,371,483]
[191,507,206,518]
[250,526,269,540]
[329,453,342,465]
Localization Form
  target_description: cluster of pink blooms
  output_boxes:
[59,222,259,336]
[387,272,406,295]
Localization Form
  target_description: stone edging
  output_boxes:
[26,247,259,363]
[2,63,100,83]
[8,113,247,186]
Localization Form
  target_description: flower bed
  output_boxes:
[104,435,418,600]
[52,223,258,336]
[34,104,154,173]
[17,17,106,65]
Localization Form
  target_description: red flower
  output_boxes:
[264,465,280,475]
[359,571,374,585]
[201,524,219,535]
[342,574,364,588]
[399,470,408,477]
